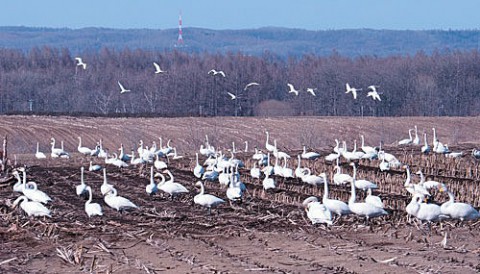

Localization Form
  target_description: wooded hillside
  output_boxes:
[0,47,479,117]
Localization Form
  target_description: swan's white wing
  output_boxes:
[227,92,236,99]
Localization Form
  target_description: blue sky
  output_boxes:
[1,0,479,30]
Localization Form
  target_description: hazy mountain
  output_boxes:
[0,26,479,57]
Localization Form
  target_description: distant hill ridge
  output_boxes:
[0,26,479,57]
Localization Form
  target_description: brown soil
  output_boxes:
[0,116,480,273]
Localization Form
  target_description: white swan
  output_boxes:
[146,166,158,195]
[265,131,276,153]
[354,178,378,191]
[154,154,168,170]
[13,196,51,217]
[412,125,420,145]
[158,170,189,198]
[301,145,320,160]
[333,165,353,186]
[320,173,351,218]
[294,155,308,178]
[226,92,236,100]
[403,165,430,197]
[440,189,480,221]
[130,150,145,166]
[273,139,290,159]
[300,168,325,186]
[406,194,444,223]
[118,81,131,93]
[50,137,68,158]
[77,136,92,155]
[262,172,276,190]
[153,62,166,74]
[85,186,103,217]
[345,83,361,99]
[35,142,46,159]
[432,127,449,154]
[378,151,390,171]
[325,152,340,162]
[60,141,70,158]
[348,163,388,222]
[398,129,413,145]
[100,168,114,196]
[287,83,299,96]
[194,181,225,214]
[104,187,138,211]
[208,69,226,77]
[193,153,205,179]
[302,197,332,225]
[416,169,447,192]
[20,168,51,204]
[244,82,259,90]
[366,85,381,101]
[306,88,316,96]
[76,167,87,196]
[75,57,87,69]
[360,135,377,155]
[89,161,102,172]
[226,173,243,201]
[12,169,34,192]
[365,188,384,209]
[250,162,261,179]
[421,132,430,154]
[261,153,274,176]
[339,141,358,162]
[280,156,294,178]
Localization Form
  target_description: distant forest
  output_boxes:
[0,46,479,117]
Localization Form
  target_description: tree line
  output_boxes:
[0,46,479,117]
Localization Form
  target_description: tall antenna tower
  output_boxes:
[176,11,184,46]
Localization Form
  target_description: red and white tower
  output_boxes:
[176,11,184,46]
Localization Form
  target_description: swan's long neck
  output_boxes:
[408,130,412,139]
[103,169,107,185]
[244,141,248,153]
[418,171,425,184]
[157,174,166,185]
[167,171,174,183]
[199,183,205,195]
[87,187,93,204]
[36,142,40,153]
[81,167,85,185]
[405,167,411,185]
[297,155,301,169]
[423,133,428,145]
[303,146,306,154]
[150,167,155,185]
[349,165,357,204]
[78,137,82,148]
[322,175,328,199]
[447,191,455,204]
[22,170,27,187]
[361,135,365,147]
